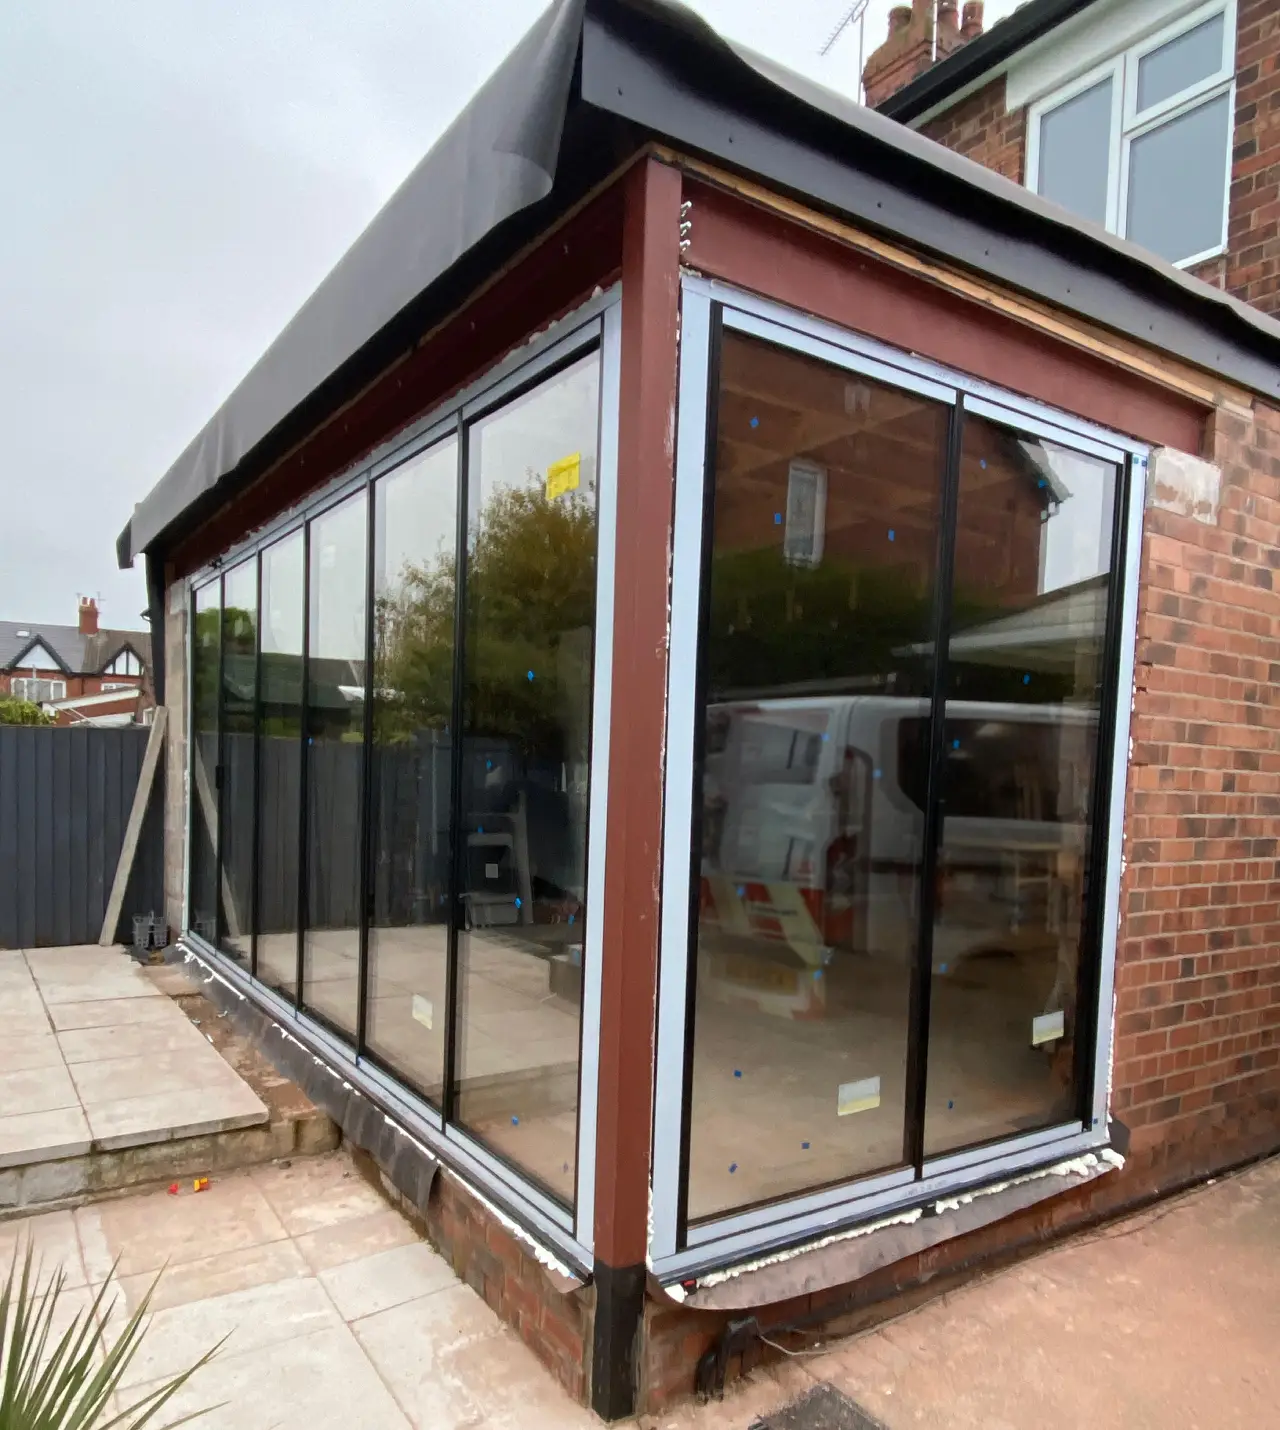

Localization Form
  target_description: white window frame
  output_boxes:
[11,677,66,703]
[105,648,143,678]
[1027,0,1236,269]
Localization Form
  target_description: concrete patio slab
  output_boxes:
[0,947,268,1177]
[1,1150,1272,1429]
[0,1107,93,1169]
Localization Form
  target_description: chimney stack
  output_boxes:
[78,596,99,636]
[863,0,986,108]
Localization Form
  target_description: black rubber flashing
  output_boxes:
[119,0,1280,572]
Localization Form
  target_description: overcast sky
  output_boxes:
[0,0,1019,630]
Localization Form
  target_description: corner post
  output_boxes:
[590,155,683,1421]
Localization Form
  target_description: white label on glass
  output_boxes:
[1032,1009,1066,1045]
[485,863,499,879]
[412,994,433,1030]
[837,1076,881,1117]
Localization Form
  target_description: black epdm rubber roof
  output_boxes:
[118,0,1280,570]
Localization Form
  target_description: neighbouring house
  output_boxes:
[867,0,1277,311]
[115,0,1280,1418]
[0,598,154,726]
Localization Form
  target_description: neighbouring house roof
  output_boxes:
[116,0,1280,571]
[0,621,151,676]
[877,0,1101,123]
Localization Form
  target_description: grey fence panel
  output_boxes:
[0,727,164,949]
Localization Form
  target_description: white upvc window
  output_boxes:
[104,648,144,678]
[11,677,66,702]
[1027,0,1236,269]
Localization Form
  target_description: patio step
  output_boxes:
[0,950,339,1217]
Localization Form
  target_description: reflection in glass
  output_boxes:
[256,531,305,1000]
[1037,78,1113,227]
[302,492,368,1041]
[455,351,601,1204]
[923,416,1117,1157]
[687,332,948,1221]
[1127,94,1230,264]
[366,440,459,1101]
[218,561,257,964]
[189,582,221,946]
[1137,15,1224,113]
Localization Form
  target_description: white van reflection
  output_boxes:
[698,696,1095,1020]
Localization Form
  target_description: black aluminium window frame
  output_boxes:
[649,275,1146,1278]
[182,287,620,1266]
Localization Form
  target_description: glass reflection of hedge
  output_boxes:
[375,480,597,751]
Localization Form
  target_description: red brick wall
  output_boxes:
[920,76,1026,183]
[1226,0,1280,314]
[425,1170,593,1405]
[917,3,1280,315]
[1114,398,1280,1173]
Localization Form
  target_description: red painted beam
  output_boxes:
[593,157,683,1271]
[683,179,1206,455]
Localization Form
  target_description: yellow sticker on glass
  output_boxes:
[546,452,581,500]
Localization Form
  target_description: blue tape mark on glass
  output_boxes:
[514,897,522,909]
[774,513,782,525]
[750,416,759,428]
[801,1141,810,1150]
[512,1116,520,1125]
[733,1070,742,1079]
[527,670,535,681]
[953,739,960,749]
[1023,673,1031,684]
[888,529,895,541]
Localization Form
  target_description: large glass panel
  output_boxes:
[302,492,368,1041]
[1037,77,1113,227]
[686,331,949,1222]
[188,582,221,945]
[366,439,459,1102]
[1136,15,1224,113]
[923,415,1118,1157]
[1127,94,1230,263]
[455,350,601,1204]
[218,560,257,964]
[256,530,305,1000]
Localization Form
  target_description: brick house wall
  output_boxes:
[920,76,1026,182]
[916,0,1280,314]
[1117,397,1280,1172]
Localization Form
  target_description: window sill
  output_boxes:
[662,1145,1122,1312]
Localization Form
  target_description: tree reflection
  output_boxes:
[374,478,596,750]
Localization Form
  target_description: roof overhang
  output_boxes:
[118,0,1280,572]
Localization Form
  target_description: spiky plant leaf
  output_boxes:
[0,1241,224,1430]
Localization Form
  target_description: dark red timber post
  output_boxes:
[591,155,683,1420]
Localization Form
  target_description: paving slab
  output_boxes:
[0,947,268,1177]
[0,1106,92,1169]
[5,1151,1274,1429]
